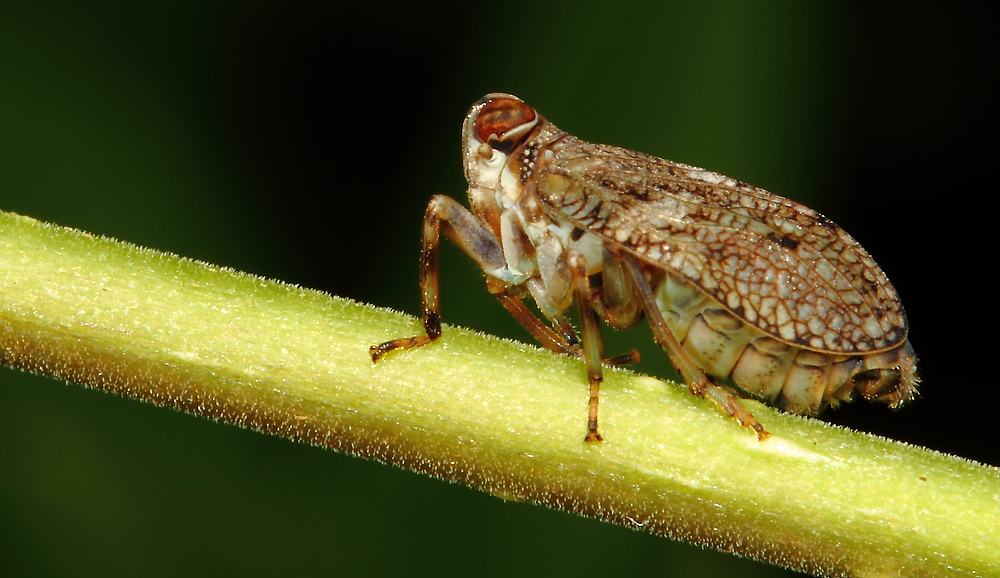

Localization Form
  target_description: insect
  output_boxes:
[371,93,917,442]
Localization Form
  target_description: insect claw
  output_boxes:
[605,349,641,366]
[369,335,434,363]
[369,343,392,363]
[697,380,770,440]
[737,413,770,441]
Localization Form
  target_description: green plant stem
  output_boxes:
[1,209,997,577]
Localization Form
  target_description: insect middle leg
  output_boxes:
[618,251,769,440]
[566,250,607,442]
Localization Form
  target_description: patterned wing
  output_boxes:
[533,136,907,354]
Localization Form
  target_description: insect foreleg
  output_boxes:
[618,252,769,440]
[488,282,579,355]
[489,278,638,367]
[370,195,513,363]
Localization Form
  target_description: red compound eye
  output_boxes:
[474,97,537,153]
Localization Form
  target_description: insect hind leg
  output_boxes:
[618,251,769,440]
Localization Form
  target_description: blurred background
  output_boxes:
[1,1,993,576]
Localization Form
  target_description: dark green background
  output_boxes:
[1,2,992,576]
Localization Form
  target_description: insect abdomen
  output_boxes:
[654,272,914,415]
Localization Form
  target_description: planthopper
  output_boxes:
[370,93,917,442]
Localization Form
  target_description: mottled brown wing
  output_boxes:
[533,136,907,354]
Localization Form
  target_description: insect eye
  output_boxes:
[474,97,538,154]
